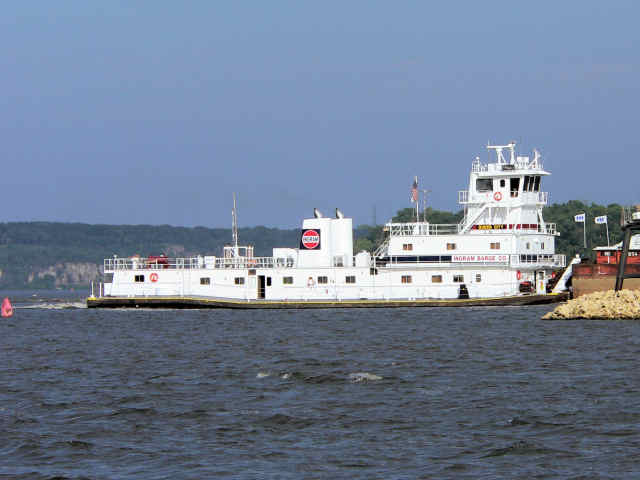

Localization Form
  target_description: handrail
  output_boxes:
[385,222,462,236]
[104,256,282,271]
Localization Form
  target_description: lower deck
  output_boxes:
[87,292,568,309]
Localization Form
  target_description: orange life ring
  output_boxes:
[516,270,521,281]
[494,192,502,201]
[150,273,159,283]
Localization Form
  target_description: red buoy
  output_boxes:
[1,297,13,317]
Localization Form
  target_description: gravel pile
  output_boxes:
[542,289,640,320]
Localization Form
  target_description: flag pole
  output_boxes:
[583,212,587,249]
[606,220,610,247]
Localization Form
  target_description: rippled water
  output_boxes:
[2,291,640,478]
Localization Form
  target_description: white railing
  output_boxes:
[385,221,557,237]
[510,254,566,268]
[472,160,488,173]
[376,253,566,268]
[104,256,282,272]
[386,222,462,236]
[459,190,547,205]
[468,223,558,235]
[539,191,548,204]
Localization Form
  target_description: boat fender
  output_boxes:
[516,270,522,280]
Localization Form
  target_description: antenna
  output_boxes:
[232,193,238,255]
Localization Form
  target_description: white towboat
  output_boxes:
[88,142,568,308]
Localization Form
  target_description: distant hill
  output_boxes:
[0,201,628,288]
[0,222,299,289]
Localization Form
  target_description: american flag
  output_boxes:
[411,176,418,203]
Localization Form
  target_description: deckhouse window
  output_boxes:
[453,275,464,283]
[476,274,482,282]
[134,275,145,283]
[333,256,344,267]
[447,243,457,250]
[234,277,245,285]
[431,275,442,283]
[533,176,541,191]
[317,276,328,284]
[490,242,500,250]
[402,243,413,251]
[345,275,356,284]
[476,178,493,192]
[283,276,293,285]
[200,277,210,285]
[401,275,412,284]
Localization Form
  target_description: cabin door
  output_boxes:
[536,271,545,294]
[258,275,266,299]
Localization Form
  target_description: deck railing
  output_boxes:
[458,190,548,205]
[385,221,558,236]
[104,256,281,272]
[510,254,566,268]
[385,222,462,236]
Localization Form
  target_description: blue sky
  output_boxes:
[1,1,638,228]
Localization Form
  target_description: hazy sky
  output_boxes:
[1,1,638,228]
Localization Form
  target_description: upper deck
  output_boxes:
[384,221,558,236]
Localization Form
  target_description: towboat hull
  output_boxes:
[87,292,568,309]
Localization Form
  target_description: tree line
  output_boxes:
[0,201,629,288]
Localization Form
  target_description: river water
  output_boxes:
[1,291,639,479]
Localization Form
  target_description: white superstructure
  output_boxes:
[95,142,566,303]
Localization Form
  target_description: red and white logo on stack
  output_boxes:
[301,229,320,249]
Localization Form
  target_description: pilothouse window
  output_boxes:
[523,176,541,192]
[476,178,493,192]
[533,176,541,192]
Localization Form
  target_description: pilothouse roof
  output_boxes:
[474,142,549,176]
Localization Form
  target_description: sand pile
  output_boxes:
[542,290,640,320]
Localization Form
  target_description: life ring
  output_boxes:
[150,273,159,283]
[516,270,521,281]
[494,192,502,201]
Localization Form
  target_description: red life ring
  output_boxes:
[150,273,159,283]
[516,270,522,281]
[494,192,502,201]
